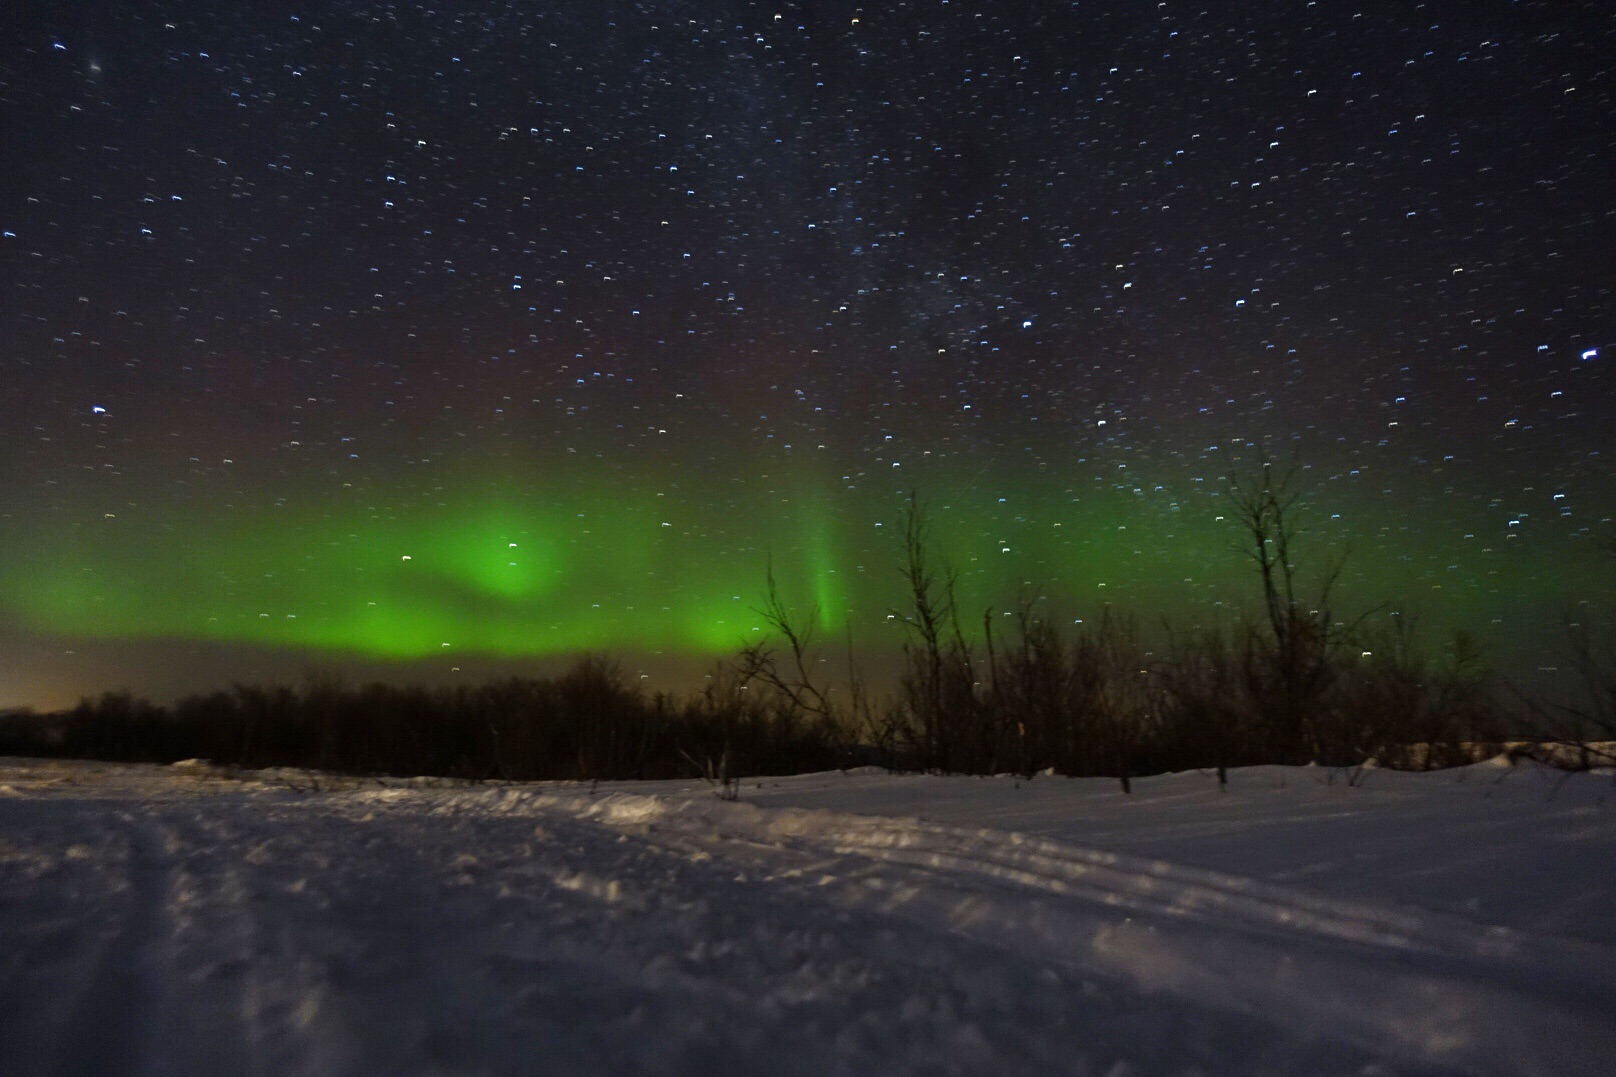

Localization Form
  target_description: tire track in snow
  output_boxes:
[790,812,1607,969]
[162,812,276,1077]
[229,800,637,1075]
[48,812,176,1077]
[571,794,1616,1077]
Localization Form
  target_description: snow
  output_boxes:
[2,757,1613,1076]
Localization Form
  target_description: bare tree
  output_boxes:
[741,555,838,725]
[1072,611,1158,792]
[1513,533,1616,770]
[1159,624,1248,787]
[1524,619,1616,770]
[735,555,865,767]
[892,492,979,771]
[1225,454,1348,763]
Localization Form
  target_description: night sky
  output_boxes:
[3,1,1612,708]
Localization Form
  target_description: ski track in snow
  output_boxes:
[1,759,1613,1076]
[55,812,173,1076]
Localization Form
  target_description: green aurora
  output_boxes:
[2,447,1602,706]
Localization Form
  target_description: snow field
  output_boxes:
[2,757,1613,1076]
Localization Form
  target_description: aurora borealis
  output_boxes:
[3,1,1612,708]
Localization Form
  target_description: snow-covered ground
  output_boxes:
[2,756,1612,1076]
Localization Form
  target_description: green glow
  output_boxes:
[0,451,1598,684]
[4,490,769,658]
[803,494,847,632]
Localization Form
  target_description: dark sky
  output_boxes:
[2,1,1613,707]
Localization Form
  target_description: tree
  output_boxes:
[735,556,860,766]
[1225,454,1347,762]
[892,492,980,771]
[1527,619,1616,770]
[740,555,837,726]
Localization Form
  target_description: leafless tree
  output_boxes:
[740,555,837,724]
[1225,453,1351,762]
[892,492,980,771]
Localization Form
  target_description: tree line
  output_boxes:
[3,461,1609,785]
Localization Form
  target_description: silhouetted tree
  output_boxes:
[1226,455,1348,762]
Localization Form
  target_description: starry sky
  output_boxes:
[3,1,1613,708]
